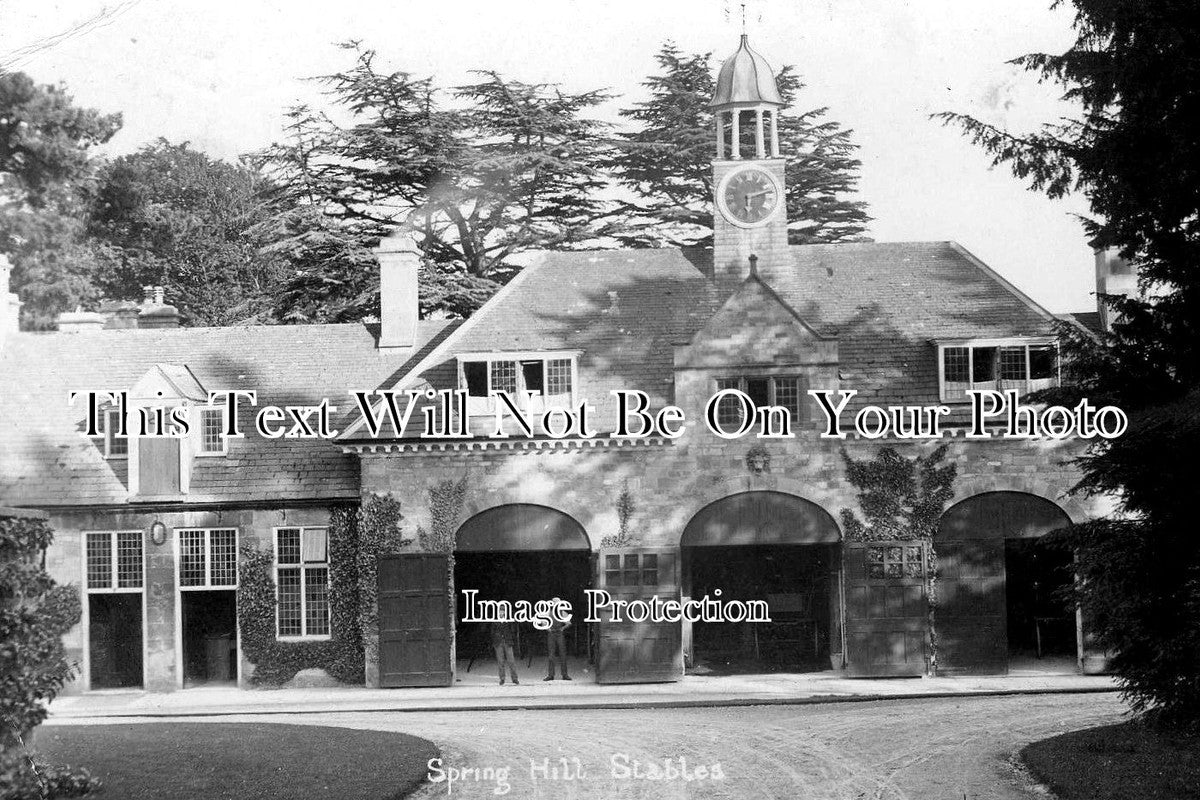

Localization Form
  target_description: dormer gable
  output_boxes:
[122,363,225,500]
[128,363,208,403]
[674,271,837,369]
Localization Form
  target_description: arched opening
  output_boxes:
[935,491,1075,675]
[680,491,841,674]
[453,504,593,684]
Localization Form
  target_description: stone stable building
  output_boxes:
[0,36,1112,693]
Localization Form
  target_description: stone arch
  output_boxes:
[455,503,590,552]
[948,477,1089,525]
[937,491,1071,541]
[681,490,841,547]
[674,474,844,539]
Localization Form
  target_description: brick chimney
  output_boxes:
[100,299,140,329]
[376,232,419,349]
[138,285,180,329]
[0,255,20,350]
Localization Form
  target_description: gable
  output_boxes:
[675,275,837,369]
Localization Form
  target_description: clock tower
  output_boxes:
[710,35,789,280]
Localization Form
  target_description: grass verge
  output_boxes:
[34,722,437,800]
[1022,721,1200,800]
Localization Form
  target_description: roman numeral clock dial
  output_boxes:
[718,166,781,227]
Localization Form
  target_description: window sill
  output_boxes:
[194,451,228,458]
[275,634,332,642]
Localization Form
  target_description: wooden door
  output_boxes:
[378,554,453,687]
[595,547,682,684]
[934,539,1007,675]
[843,541,928,677]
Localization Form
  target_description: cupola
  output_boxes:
[710,35,785,160]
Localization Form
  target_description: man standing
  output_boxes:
[491,620,520,685]
[544,599,572,681]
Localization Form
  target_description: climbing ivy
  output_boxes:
[416,477,467,554]
[838,445,956,542]
[354,493,408,678]
[601,480,637,547]
[839,445,958,672]
[236,506,364,685]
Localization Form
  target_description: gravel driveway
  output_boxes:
[196,692,1126,799]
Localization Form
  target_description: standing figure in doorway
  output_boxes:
[491,619,520,685]
[544,600,572,681]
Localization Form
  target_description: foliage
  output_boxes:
[609,41,871,247]
[0,72,121,329]
[354,493,408,676]
[0,72,121,206]
[838,445,957,542]
[251,43,614,322]
[235,508,364,685]
[0,512,98,799]
[85,139,285,326]
[939,0,1200,725]
[416,478,468,554]
[600,480,637,547]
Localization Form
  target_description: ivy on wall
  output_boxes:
[236,506,364,686]
[416,477,467,554]
[838,445,958,671]
[838,445,956,542]
[600,480,637,547]
[354,493,407,679]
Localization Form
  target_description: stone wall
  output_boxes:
[44,505,332,693]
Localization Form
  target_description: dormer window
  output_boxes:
[938,340,1058,402]
[197,407,227,456]
[458,352,578,414]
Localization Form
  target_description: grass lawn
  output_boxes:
[34,722,437,800]
[1022,721,1200,800]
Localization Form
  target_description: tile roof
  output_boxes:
[343,241,1058,440]
[0,320,455,507]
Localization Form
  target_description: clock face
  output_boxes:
[719,167,780,226]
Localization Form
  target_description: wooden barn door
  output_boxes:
[595,547,682,684]
[377,554,453,687]
[843,541,928,677]
[934,540,1007,675]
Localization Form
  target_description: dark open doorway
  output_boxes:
[685,544,835,673]
[1005,538,1076,661]
[453,550,593,681]
[88,593,143,689]
[181,590,237,687]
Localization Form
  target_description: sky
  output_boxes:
[0,0,1097,312]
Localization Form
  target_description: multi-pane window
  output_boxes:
[713,375,807,429]
[198,407,226,455]
[275,527,330,638]
[178,528,238,588]
[604,553,659,587]
[940,342,1059,401]
[865,544,925,580]
[489,361,518,395]
[460,354,577,414]
[85,531,143,590]
[103,409,127,458]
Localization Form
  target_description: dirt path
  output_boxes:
[180,692,1126,799]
